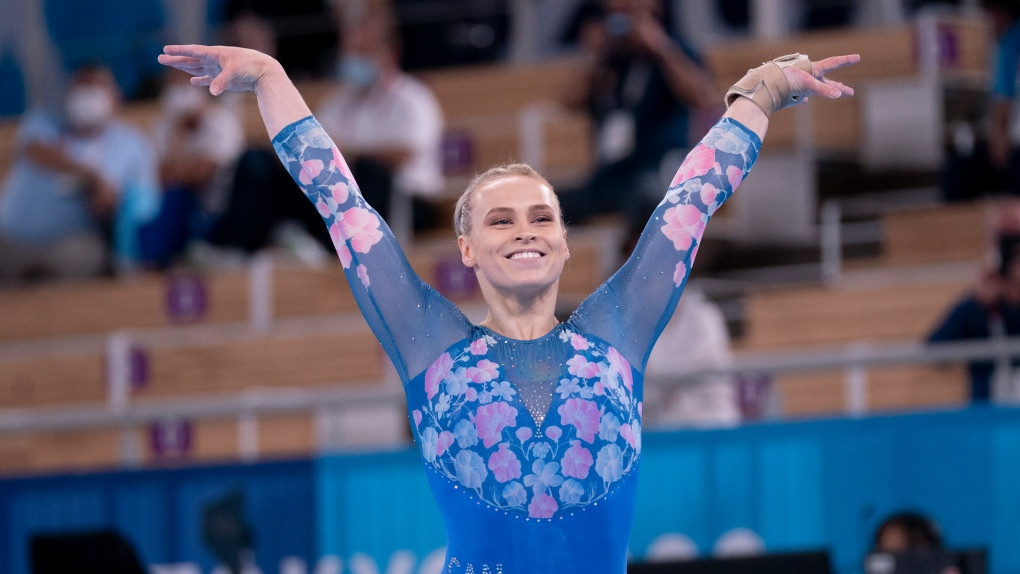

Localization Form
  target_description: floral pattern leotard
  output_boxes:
[272,115,760,574]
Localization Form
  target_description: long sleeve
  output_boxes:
[572,117,761,370]
[271,116,471,382]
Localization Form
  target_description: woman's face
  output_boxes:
[457,175,569,298]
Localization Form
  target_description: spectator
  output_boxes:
[140,70,246,268]
[316,11,445,236]
[928,199,1020,402]
[873,511,943,553]
[0,63,158,286]
[644,286,742,428]
[942,0,1020,202]
[559,0,719,252]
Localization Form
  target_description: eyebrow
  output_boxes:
[483,204,555,218]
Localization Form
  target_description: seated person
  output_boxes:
[0,63,158,286]
[140,70,245,268]
[316,12,445,236]
[928,200,1020,402]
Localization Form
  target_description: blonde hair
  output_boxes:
[453,163,559,236]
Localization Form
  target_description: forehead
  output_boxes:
[472,175,557,213]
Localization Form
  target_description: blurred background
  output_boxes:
[0,0,1017,573]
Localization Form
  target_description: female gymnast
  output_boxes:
[159,43,858,573]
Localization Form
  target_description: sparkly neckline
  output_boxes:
[476,322,564,344]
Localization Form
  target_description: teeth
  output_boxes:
[509,252,541,260]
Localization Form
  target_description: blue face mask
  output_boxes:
[337,55,379,88]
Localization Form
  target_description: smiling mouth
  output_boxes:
[508,251,543,260]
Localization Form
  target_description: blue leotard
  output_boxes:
[272,115,760,573]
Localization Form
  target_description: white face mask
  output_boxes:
[64,85,114,131]
[161,84,206,115]
[337,55,379,88]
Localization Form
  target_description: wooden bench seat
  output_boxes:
[881,200,990,266]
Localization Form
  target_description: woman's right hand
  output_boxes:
[158,45,282,96]
[158,45,311,138]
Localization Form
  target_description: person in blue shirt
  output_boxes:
[158,43,857,573]
[0,63,158,285]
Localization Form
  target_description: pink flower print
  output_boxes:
[570,334,590,351]
[437,430,455,456]
[558,398,601,443]
[620,421,641,452]
[561,441,594,479]
[528,492,558,519]
[593,382,605,396]
[661,204,705,252]
[488,443,522,483]
[330,182,350,205]
[475,401,518,448]
[425,353,453,400]
[726,164,744,191]
[567,355,600,379]
[329,224,353,268]
[545,426,562,441]
[337,208,383,253]
[669,145,716,187]
[316,200,332,218]
[331,147,354,181]
[699,182,720,208]
[466,359,499,383]
[516,427,533,442]
[412,410,422,427]
[357,264,370,287]
[607,347,633,392]
[673,261,689,287]
[465,387,478,401]
[469,337,488,355]
[298,159,325,186]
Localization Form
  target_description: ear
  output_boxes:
[457,235,475,267]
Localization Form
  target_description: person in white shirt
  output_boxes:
[316,12,445,236]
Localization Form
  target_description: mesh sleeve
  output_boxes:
[271,116,471,383]
[572,117,761,370]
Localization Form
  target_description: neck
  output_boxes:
[479,284,560,340]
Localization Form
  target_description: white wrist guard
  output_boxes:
[724,53,813,118]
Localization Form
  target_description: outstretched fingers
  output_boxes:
[813,54,861,75]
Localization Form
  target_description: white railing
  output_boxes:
[2,334,1017,464]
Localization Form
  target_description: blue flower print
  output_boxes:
[435,393,451,417]
[703,121,754,155]
[490,380,516,402]
[524,460,564,494]
[531,441,553,460]
[454,418,479,448]
[294,122,334,150]
[421,427,439,463]
[599,413,621,441]
[560,479,585,504]
[595,444,624,483]
[477,390,493,404]
[447,369,471,397]
[503,481,528,507]
[556,378,581,399]
[454,450,487,489]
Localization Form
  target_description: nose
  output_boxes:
[515,226,537,241]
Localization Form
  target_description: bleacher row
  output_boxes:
[0,15,994,475]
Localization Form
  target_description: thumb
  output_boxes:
[209,67,232,96]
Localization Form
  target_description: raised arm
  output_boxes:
[575,53,859,369]
[157,45,472,382]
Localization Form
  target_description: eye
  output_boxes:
[490,217,512,226]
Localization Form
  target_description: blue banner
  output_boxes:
[3,406,1020,574]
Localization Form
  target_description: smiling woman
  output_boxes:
[158,34,857,573]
